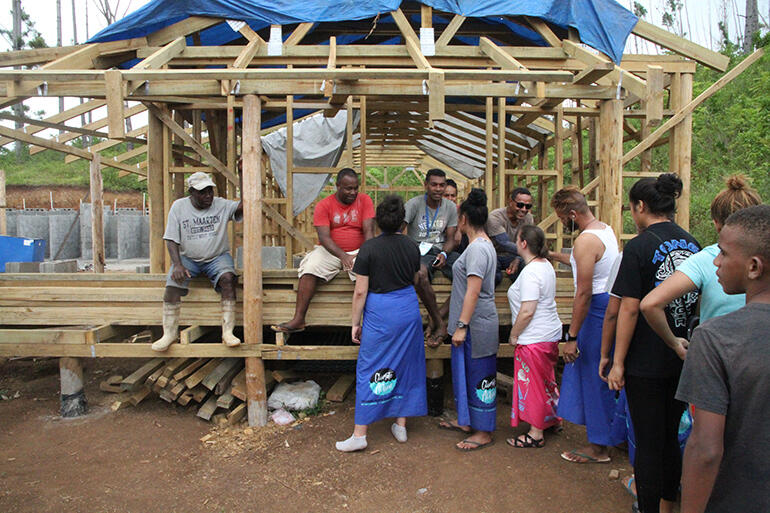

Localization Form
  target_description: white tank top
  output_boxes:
[569,224,620,294]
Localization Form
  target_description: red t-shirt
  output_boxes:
[313,193,375,252]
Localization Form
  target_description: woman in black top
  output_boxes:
[335,195,427,452]
[608,174,700,513]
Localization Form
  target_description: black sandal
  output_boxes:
[506,433,545,448]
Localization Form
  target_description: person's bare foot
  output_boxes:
[271,319,305,333]
[438,419,471,433]
[456,431,493,450]
[560,443,611,463]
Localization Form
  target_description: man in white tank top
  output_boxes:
[548,187,621,464]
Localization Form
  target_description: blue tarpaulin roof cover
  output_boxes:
[90,0,637,64]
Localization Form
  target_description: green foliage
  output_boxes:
[0,144,146,192]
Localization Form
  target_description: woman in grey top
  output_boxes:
[439,188,499,451]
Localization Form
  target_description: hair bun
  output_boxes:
[466,188,487,207]
[725,174,749,191]
[655,173,683,198]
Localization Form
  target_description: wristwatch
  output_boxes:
[456,320,468,330]
[563,332,578,342]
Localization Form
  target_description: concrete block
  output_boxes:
[140,215,150,258]
[235,246,287,269]
[17,210,49,258]
[5,261,40,273]
[135,264,150,273]
[4,209,18,236]
[40,259,78,273]
[117,212,143,260]
[80,204,114,260]
[49,210,80,260]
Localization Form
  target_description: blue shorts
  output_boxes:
[165,252,236,295]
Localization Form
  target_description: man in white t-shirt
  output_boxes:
[152,172,243,351]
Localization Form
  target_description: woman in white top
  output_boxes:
[547,186,621,464]
[507,225,562,448]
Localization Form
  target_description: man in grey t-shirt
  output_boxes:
[404,168,458,344]
[676,205,770,513]
[152,172,243,351]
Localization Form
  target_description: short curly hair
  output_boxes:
[550,186,588,215]
[724,204,770,263]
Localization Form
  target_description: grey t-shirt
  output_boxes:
[676,303,770,513]
[163,197,241,262]
[404,195,458,251]
[448,238,499,358]
[485,207,534,255]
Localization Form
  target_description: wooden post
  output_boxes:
[598,100,624,237]
[59,356,87,417]
[554,107,564,254]
[243,94,268,427]
[90,154,105,273]
[668,73,682,179]
[675,73,693,229]
[148,108,166,273]
[484,97,494,200]
[0,169,6,235]
[162,121,173,272]
[497,97,506,210]
[359,96,367,192]
[285,95,294,265]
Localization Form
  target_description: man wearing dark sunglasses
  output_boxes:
[485,187,535,284]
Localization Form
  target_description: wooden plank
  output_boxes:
[145,366,165,385]
[148,109,166,273]
[146,17,221,47]
[201,358,240,391]
[261,202,315,249]
[90,154,105,273]
[105,70,126,139]
[129,385,152,406]
[232,37,263,69]
[525,16,561,47]
[645,65,664,126]
[180,325,215,345]
[284,23,314,46]
[197,395,219,421]
[0,328,90,345]
[184,358,222,389]
[121,358,165,391]
[214,359,245,395]
[227,402,246,425]
[217,389,236,409]
[631,19,729,72]
[146,103,238,185]
[598,100,624,237]
[479,37,526,70]
[229,369,247,401]
[173,358,208,381]
[272,369,299,383]
[326,374,355,402]
[0,125,92,161]
[562,40,646,100]
[435,15,466,46]
[623,48,764,164]
[132,36,186,71]
[99,374,124,393]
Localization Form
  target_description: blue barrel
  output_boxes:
[0,235,46,272]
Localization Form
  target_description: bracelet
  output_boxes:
[439,251,447,258]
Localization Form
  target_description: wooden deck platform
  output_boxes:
[0,270,575,359]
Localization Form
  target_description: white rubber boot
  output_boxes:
[151,302,180,352]
[222,299,241,347]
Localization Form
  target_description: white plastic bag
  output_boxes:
[270,408,295,425]
[267,380,321,411]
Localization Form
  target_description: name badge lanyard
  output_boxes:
[424,194,440,238]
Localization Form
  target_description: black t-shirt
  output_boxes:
[612,221,701,378]
[353,233,420,294]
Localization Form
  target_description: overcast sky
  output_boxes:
[0,0,767,130]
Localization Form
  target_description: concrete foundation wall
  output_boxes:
[16,210,50,257]
[48,209,80,259]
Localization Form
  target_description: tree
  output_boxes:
[1,1,47,161]
[661,0,685,37]
[743,0,759,53]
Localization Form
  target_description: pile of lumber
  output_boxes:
[101,357,356,425]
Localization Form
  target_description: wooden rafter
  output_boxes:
[284,23,315,46]
[436,15,466,46]
[632,20,729,72]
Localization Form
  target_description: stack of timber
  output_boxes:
[103,357,250,424]
[101,357,357,424]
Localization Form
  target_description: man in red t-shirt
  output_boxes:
[271,168,375,333]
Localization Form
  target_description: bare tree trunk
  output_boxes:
[71,0,89,148]
[743,0,759,53]
[12,0,24,161]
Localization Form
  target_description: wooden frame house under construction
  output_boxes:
[0,2,763,425]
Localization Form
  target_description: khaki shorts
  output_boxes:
[298,245,358,282]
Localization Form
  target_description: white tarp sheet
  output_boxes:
[262,110,359,215]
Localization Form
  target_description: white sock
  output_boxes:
[391,423,407,443]
[335,435,367,452]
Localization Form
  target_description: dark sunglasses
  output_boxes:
[516,202,533,210]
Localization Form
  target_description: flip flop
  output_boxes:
[438,420,472,434]
[623,476,637,500]
[456,438,494,452]
[506,433,545,448]
[270,323,305,334]
[560,449,611,464]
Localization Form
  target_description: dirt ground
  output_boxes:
[0,357,636,513]
[6,185,143,211]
